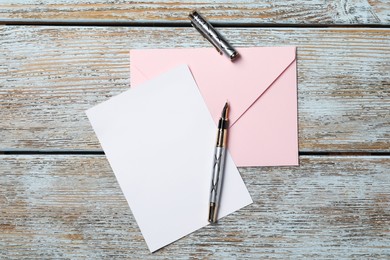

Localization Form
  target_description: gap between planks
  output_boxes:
[0,150,389,156]
[1,19,390,28]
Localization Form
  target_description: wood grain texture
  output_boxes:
[0,0,389,25]
[0,155,389,258]
[0,26,389,152]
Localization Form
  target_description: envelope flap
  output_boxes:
[130,47,296,125]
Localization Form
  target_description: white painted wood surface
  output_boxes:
[1,1,389,258]
[1,155,389,258]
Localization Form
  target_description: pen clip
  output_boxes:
[190,21,223,55]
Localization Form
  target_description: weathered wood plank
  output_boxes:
[0,155,389,258]
[0,26,389,152]
[0,0,389,25]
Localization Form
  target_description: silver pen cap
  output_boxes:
[189,11,239,61]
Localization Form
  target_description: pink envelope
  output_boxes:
[130,47,298,167]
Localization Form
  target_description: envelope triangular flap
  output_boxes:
[228,47,296,126]
[130,46,296,126]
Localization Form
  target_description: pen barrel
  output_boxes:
[209,122,228,223]
[209,106,229,223]
[209,146,227,206]
[189,11,238,61]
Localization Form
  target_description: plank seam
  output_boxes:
[0,150,389,156]
[1,19,390,28]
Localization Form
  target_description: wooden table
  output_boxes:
[1,2,389,259]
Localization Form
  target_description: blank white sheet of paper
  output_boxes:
[86,65,252,252]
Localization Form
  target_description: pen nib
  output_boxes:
[221,102,229,120]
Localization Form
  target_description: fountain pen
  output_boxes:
[208,102,229,223]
